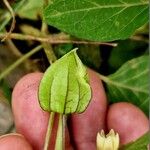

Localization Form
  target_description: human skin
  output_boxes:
[0,69,148,149]
[0,134,32,150]
[107,102,149,145]
[68,69,107,149]
[11,69,107,150]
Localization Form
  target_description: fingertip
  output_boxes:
[0,133,32,150]
[12,72,49,149]
[12,72,72,149]
[69,69,107,149]
[12,72,43,102]
[107,102,149,145]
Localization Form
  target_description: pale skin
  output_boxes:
[0,69,148,150]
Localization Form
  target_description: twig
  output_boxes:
[5,39,22,57]
[1,0,16,42]
[0,33,118,47]
[0,45,42,81]
[130,35,149,43]
[0,0,26,32]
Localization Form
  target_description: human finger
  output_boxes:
[107,102,149,145]
[0,133,32,150]
[69,69,107,150]
[12,72,72,150]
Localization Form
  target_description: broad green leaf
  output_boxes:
[17,0,43,20]
[38,49,91,114]
[44,0,148,41]
[120,132,149,150]
[102,55,148,115]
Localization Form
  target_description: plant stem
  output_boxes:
[44,112,55,150]
[55,114,65,150]
[19,23,57,63]
[0,45,42,81]
[2,0,16,41]
[62,115,66,149]
[0,0,26,31]
[5,39,22,57]
[98,73,109,83]
[42,2,57,149]
[0,33,117,46]
[41,23,57,64]
[130,35,149,43]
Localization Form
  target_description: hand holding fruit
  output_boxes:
[0,69,148,150]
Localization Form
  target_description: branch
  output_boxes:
[0,33,117,47]
[0,45,42,81]
[5,39,22,57]
[130,35,148,43]
[2,0,16,41]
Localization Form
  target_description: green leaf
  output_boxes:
[54,44,101,69]
[38,49,91,114]
[120,132,149,150]
[102,55,148,115]
[17,0,43,20]
[77,45,101,70]
[43,0,148,41]
[108,39,148,73]
[53,44,73,58]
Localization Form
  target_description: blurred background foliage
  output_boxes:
[0,0,149,136]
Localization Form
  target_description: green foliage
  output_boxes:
[0,0,26,32]
[0,1,148,148]
[39,49,91,114]
[44,0,148,41]
[108,39,148,73]
[53,44,73,58]
[54,44,101,70]
[17,0,43,20]
[121,132,149,150]
[77,45,101,70]
[103,55,149,115]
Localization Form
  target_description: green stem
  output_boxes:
[44,112,55,150]
[2,0,16,41]
[0,45,42,81]
[55,114,65,150]
[98,73,109,83]
[5,38,22,57]
[62,115,66,149]
[42,42,57,64]
[42,2,57,149]
[41,21,57,64]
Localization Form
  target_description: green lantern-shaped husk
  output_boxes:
[38,49,92,114]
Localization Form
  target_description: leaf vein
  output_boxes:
[46,2,148,18]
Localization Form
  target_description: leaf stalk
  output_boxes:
[44,112,55,150]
